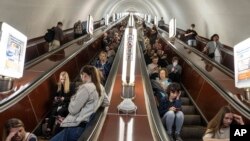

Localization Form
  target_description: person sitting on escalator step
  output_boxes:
[158,83,184,141]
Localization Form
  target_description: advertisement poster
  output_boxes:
[105,14,109,26]
[154,16,158,26]
[122,28,137,84]
[147,15,151,23]
[234,38,250,88]
[113,13,116,22]
[87,15,94,35]
[0,22,27,78]
[169,18,176,38]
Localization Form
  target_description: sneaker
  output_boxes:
[167,134,175,141]
[175,134,183,141]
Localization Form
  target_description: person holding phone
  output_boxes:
[50,65,109,141]
[158,83,184,141]
[45,71,76,136]
[157,68,172,91]
[3,118,37,141]
[148,56,160,79]
[203,105,244,141]
[167,56,182,82]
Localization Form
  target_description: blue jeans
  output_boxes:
[162,111,184,134]
[50,126,85,141]
[187,39,197,47]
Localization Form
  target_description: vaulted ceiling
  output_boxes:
[1,0,250,46]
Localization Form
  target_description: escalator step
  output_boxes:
[184,115,201,125]
[181,105,196,114]
[181,126,206,139]
[184,139,203,141]
[180,97,190,105]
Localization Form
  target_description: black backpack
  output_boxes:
[44,27,55,42]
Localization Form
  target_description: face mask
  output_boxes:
[173,62,178,66]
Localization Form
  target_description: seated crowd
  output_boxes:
[140,20,244,141]
[141,20,184,141]
[2,21,126,141]
[3,18,243,141]
[45,22,124,140]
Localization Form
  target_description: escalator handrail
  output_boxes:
[137,43,170,141]
[26,20,103,48]
[77,28,126,141]
[157,28,250,119]
[161,24,234,55]
[157,27,234,78]
[0,17,127,113]
[25,24,105,69]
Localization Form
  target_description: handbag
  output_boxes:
[208,53,215,58]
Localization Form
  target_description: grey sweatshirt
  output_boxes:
[61,82,109,127]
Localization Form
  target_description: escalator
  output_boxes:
[2,15,247,141]
[96,39,155,141]
[139,18,250,140]
[55,17,250,141]
[178,91,206,141]
[158,24,234,73]
[156,27,250,117]
[138,39,207,141]
[78,15,158,141]
[98,16,208,141]
[137,35,207,140]
[52,15,238,141]
[79,26,206,141]
[155,23,250,140]
[0,17,128,140]
[24,20,104,65]
[24,20,113,69]
[77,15,170,141]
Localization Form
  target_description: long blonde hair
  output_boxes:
[57,71,70,94]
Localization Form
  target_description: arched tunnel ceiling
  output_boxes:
[104,0,158,15]
[1,0,250,46]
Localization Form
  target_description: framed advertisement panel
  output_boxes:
[0,22,27,78]
[169,18,176,38]
[113,13,116,22]
[147,15,151,23]
[234,38,250,88]
[105,14,109,26]
[154,16,158,26]
[87,15,94,35]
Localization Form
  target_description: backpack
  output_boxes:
[44,27,55,42]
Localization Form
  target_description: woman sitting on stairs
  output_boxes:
[158,83,184,141]
[203,105,244,141]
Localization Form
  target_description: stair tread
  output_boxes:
[184,115,202,125]
[183,139,203,141]
[181,105,196,114]
[181,126,206,139]
[180,97,190,105]
[182,125,206,128]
